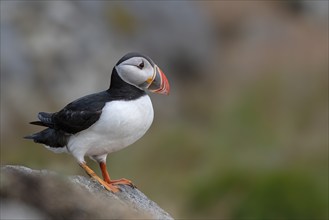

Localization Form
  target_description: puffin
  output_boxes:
[25,52,170,192]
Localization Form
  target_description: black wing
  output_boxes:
[31,91,113,134]
[52,109,102,134]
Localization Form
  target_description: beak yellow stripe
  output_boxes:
[145,65,158,88]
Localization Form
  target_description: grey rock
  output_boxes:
[1,199,47,220]
[1,165,174,220]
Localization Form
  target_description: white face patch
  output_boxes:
[115,57,154,89]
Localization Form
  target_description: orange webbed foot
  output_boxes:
[110,178,136,188]
[99,162,136,189]
[97,178,121,193]
[79,162,120,193]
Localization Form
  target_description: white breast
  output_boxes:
[67,95,154,163]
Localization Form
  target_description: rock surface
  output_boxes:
[0,165,173,220]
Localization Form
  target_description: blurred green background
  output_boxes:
[1,1,328,219]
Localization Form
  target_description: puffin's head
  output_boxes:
[115,53,170,95]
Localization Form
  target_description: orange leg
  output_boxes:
[79,162,119,193]
[100,161,111,183]
[99,161,136,188]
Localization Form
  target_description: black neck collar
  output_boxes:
[107,68,146,100]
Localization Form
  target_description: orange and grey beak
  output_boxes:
[142,65,170,95]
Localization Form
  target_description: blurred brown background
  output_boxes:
[1,1,328,219]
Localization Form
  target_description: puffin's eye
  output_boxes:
[138,61,144,69]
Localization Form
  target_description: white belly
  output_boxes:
[67,95,154,163]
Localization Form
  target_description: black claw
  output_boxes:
[128,183,137,189]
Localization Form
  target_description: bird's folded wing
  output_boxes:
[53,109,102,134]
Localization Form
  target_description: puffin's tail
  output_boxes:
[29,112,54,128]
[23,134,37,140]
[24,128,69,148]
